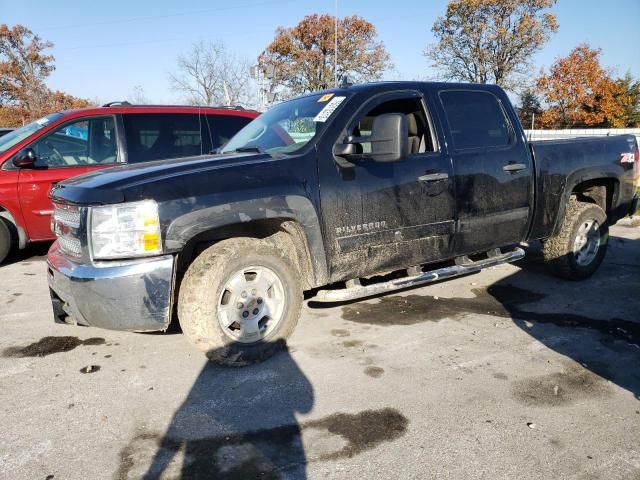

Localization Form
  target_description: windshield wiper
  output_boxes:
[230,146,262,153]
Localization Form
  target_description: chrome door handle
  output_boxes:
[418,172,449,182]
[503,162,527,172]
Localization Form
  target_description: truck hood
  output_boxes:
[50,152,271,205]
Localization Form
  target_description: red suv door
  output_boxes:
[17,116,119,240]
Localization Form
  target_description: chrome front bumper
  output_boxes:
[47,241,174,332]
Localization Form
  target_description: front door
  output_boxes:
[317,92,456,281]
[437,89,534,255]
[17,116,118,240]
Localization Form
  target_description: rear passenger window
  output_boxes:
[206,115,253,149]
[440,91,512,150]
[123,114,202,163]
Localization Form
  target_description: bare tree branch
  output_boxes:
[168,40,257,108]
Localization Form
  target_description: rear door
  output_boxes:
[437,89,533,255]
[17,116,118,240]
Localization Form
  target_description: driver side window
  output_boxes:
[31,117,118,168]
[350,97,436,155]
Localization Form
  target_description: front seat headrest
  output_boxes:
[406,113,419,136]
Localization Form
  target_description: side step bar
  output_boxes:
[313,247,525,302]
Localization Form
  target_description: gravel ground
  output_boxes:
[0,223,638,480]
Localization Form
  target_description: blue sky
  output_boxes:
[4,0,639,103]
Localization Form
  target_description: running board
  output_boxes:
[313,247,525,302]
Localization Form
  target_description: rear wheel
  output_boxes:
[543,199,608,280]
[178,238,302,366]
[0,218,14,265]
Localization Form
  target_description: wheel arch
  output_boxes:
[0,205,27,249]
[552,174,619,236]
[166,196,329,292]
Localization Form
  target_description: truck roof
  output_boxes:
[294,80,504,101]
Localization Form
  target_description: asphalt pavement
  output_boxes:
[1,223,639,480]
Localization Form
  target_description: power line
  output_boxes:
[38,0,296,32]
[64,38,180,51]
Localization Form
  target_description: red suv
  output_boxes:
[0,104,257,263]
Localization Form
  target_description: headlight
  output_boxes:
[89,200,162,259]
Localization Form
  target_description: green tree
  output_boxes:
[615,72,640,127]
[426,0,558,90]
[516,88,543,128]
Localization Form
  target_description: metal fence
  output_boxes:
[524,128,640,145]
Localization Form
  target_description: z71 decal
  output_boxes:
[620,152,636,164]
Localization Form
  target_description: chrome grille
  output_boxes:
[58,236,82,256]
[52,203,82,257]
[53,206,80,227]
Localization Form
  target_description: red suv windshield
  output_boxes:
[0,112,64,154]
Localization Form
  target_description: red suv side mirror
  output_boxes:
[13,148,37,168]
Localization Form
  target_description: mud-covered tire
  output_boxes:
[542,198,608,280]
[177,237,302,366]
[0,218,14,265]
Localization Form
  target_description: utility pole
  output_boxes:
[334,0,338,87]
[530,112,535,141]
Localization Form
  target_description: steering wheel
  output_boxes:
[44,141,66,166]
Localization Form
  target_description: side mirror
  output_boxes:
[13,148,37,168]
[333,113,409,165]
[368,113,409,162]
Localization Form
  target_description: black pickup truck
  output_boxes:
[47,81,639,365]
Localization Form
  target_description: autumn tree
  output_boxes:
[0,24,93,127]
[0,24,55,117]
[536,44,626,128]
[47,90,93,112]
[259,14,391,95]
[516,88,542,128]
[169,41,255,107]
[0,105,26,127]
[426,0,558,90]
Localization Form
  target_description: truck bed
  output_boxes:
[527,134,638,240]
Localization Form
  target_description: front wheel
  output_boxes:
[542,199,608,280]
[178,238,302,366]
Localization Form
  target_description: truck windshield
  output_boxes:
[221,93,349,156]
[0,112,64,154]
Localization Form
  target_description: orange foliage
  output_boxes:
[259,14,391,95]
[0,24,93,127]
[0,105,27,127]
[536,44,626,128]
[46,90,93,112]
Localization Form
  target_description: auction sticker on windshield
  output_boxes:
[314,96,346,123]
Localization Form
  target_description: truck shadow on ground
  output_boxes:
[318,235,640,402]
[116,341,313,480]
[504,236,640,402]
[116,341,409,480]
